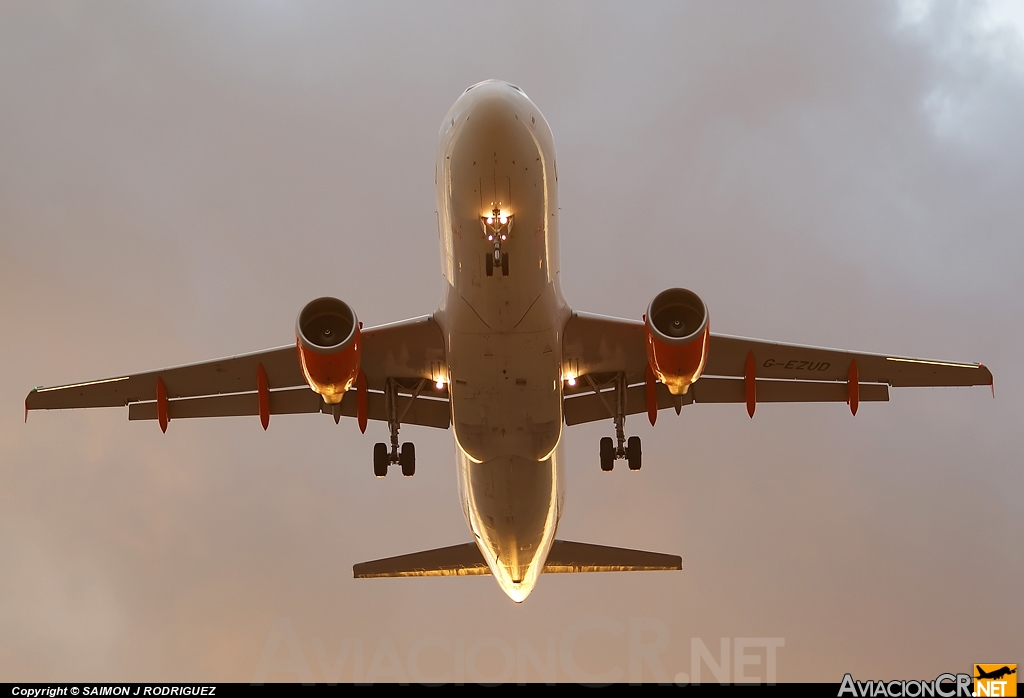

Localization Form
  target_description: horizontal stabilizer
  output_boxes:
[544,540,682,573]
[354,543,490,578]
[353,540,682,578]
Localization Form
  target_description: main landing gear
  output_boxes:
[373,378,417,477]
[595,372,642,472]
[373,442,415,478]
[600,436,641,472]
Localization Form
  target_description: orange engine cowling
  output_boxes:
[645,288,710,395]
[296,297,361,404]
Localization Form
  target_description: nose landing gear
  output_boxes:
[485,248,509,277]
[482,207,512,277]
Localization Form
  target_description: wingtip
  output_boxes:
[980,363,994,398]
[24,387,38,423]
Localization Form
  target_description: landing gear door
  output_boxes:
[480,176,511,219]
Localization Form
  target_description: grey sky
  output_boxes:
[1,0,1021,682]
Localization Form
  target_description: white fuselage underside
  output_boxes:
[433,81,570,602]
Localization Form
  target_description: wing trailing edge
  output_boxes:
[126,383,451,429]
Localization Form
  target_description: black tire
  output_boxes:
[373,442,389,477]
[600,436,614,472]
[400,442,416,477]
[627,436,642,471]
[501,252,509,276]
[485,253,494,277]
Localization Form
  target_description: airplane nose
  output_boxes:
[461,79,526,99]
[463,88,524,131]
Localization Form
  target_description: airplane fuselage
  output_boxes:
[434,81,569,601]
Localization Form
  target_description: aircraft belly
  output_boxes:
[433,81,569,602]
[448,328,562,463]
[456,444,565,602]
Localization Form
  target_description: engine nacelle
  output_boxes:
[295,297,361,404]
[645,288,710,395]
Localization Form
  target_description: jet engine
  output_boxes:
[645,288,709,395]
[296,297,361,404]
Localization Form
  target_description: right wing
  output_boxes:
[561,312,992,425]
[26,315,450,429]
[704,333,993,387]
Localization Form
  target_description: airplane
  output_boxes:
[975,666,1016,681]
[25,80,994,603]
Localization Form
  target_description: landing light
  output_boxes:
[481,209,513,242]
[436,380,445,390]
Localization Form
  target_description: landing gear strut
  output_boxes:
[373,378,418,477]
[482,207,512,277]
[590,372,642,472]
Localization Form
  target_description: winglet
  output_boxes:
[24,395,29,423]
[981,363,994,398]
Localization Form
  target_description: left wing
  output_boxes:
[26,315,450,429]
[561,312,992,425]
